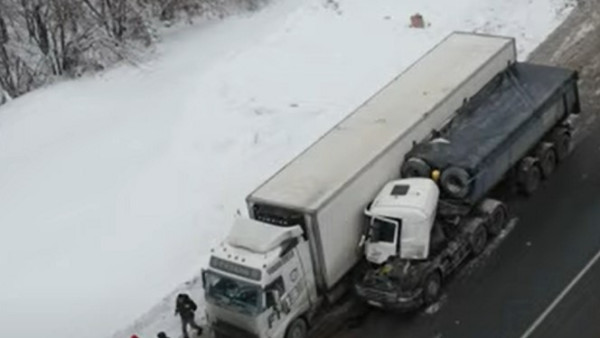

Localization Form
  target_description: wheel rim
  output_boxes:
[489,207,506,235]
[291,327,303,338]
[476,228,486,251]
[427,278,440,298]
[556,133,571,161]
[470,224,488,255]
[424,274,441,303]
[542,150,556,177]
[527,167,541,192]
[289,320,306,338]
[495,210,505,228]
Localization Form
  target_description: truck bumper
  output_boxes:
[211,320,259,338]
[354,285,423,311]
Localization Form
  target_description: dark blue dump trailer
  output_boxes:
[355,62,581,311]
[402,62,580,209]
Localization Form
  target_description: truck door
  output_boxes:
[264,247,312,338]
[365,216,400,264]
[264,276,287,338]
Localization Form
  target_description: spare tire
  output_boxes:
[401,157,432,178]
[440,166,471,199]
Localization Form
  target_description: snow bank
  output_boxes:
[0,0,573,337]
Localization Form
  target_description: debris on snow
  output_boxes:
[410,13,426,28]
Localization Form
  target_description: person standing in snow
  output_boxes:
[175,293,203,338]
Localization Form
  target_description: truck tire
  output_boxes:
[477,199,508,237]
[551,129,571,162]
[536,142,557,179]
[286,318,308,338]
[518,158,542,196]
[422,271,442,306]
[440,166,471,199]
[467,218,487,256]
[401,157,431,178]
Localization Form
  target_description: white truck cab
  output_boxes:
[357,178,472,310]
[364,178,439,264]
[203,219,317,338]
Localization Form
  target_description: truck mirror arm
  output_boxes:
[280,298,291,315]
[267,290,287,316]
[358,235,366,249]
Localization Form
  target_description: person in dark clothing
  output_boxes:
[157,332,169,338]
[175,293,203,338]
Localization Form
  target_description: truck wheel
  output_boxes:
[422,271,442,306]
[537,142,557,179]
[520,163,542,196]
[441,166,471,199]
[286,318,308,338]
[467,218,488,256]
[401,157,431,178]
[478,199,508,237]
[552,129,571,162]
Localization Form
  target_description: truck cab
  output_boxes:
[363,179,439,265]
[203,218,317,338]
[356,178,477,309]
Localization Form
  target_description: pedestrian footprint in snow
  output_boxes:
[175,293,203,338]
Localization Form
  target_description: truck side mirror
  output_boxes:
[201,270,206,289]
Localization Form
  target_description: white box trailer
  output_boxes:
[247,32,517,293]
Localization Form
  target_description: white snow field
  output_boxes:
[0,0,574,337]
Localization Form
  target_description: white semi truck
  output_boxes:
[201,32,516,338]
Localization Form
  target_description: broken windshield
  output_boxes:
[204,271,262,316]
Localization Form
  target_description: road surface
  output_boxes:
[330,1,600,337]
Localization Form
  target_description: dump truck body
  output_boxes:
[406,62,580,204]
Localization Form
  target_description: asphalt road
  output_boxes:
[527,251,600,338]
[330,1,600,337]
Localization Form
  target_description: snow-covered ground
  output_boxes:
[0,0,574,337]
